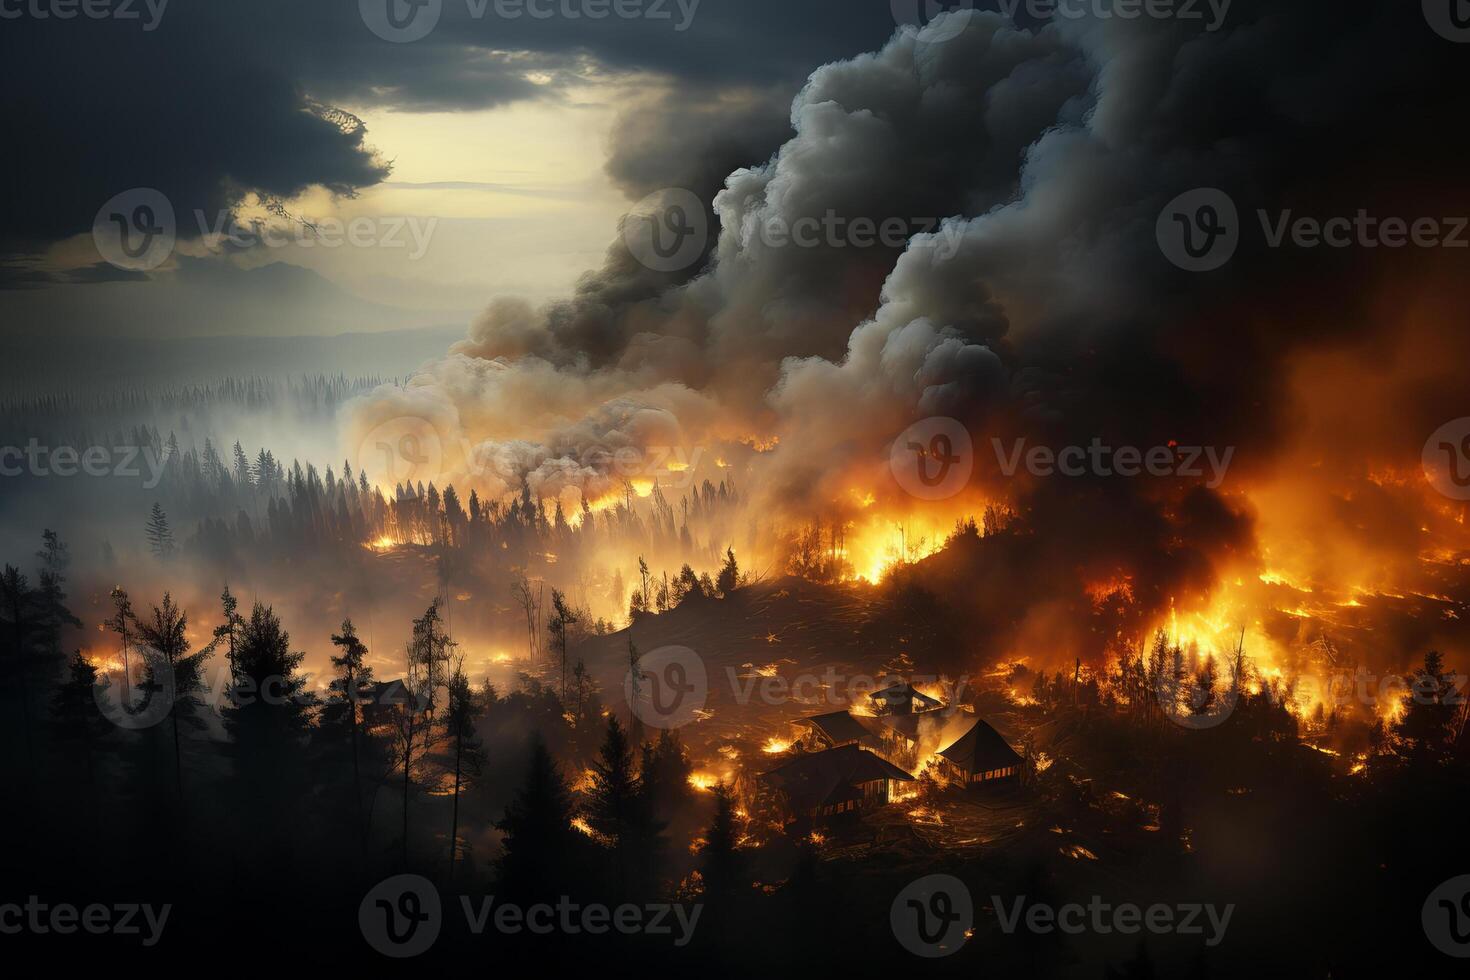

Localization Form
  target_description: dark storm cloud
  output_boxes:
[0,0,901,256]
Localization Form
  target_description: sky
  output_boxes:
[0,0,904,340]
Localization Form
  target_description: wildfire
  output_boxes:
[838,503,981,583]
[762,738,791,755]
[688,772,719,792]
[364,535,397,553]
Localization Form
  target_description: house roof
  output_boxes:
[870,682,943,708]
[936,719,1023,772]
[760,743,914,812]
[794,709,882,746]
[878,710,971,747]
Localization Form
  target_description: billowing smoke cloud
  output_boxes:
[348,2,1470,666]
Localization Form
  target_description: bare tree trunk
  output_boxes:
[351,692,365,858]
[401,715,414,869]
[448,734,463,881]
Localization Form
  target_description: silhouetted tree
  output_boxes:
[495,734,586,903]
[107,588,136,697]
[222,603,315,856]
[547,588,578,701]
[717,546,741,596]
[210,585,244,673]
[323,618,374,853]
[1394,650,1459,768]
[50,651,111,818]
[0,566,42,776]
[133,593,211,801]
[444,658,486,881]
[145,502,175,559]
[700,781,746,901]
[587,715,664,899]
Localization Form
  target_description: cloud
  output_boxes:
[0,1,903,257]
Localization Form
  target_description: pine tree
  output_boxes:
[133,593,211,801]
[0,565,41,777]
[323,618,374,853]
[700,781,746,901]
[1394,650,1459,768]
[50,652,111,803]
[394,599,454,866]
[587,715,665,899]
[547,588,578,701]
[222,603,315,855]
[717,546,741,597]
[495,734,585,903]
[145,502,175,559]
[211,586,244,673]
[444,658,486,880]
[626,636,644,744]
[107,588,136,696]
[640,727,693,823]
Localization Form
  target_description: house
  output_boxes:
[759,743,915,823]
[935,719,1024,786]
[791,709,885,753]
[873,710,974,768]
[360,678,425,729]
[869,681,943,716]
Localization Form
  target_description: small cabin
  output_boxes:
[935,719,1024,787]
[791,709,884,753]
[869,681,943,716]
[759,743,915,824]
